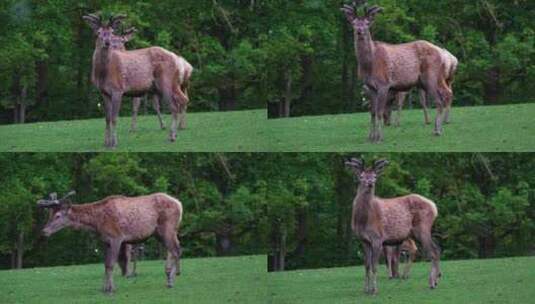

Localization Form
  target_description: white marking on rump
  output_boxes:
[159,193,183,225]
[413,194,438,217]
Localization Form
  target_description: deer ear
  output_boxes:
[122,27,137,42]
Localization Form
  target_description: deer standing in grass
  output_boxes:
[345,158,441,295]
[38,191,183,294]
[83,14,192,148]
[108,30,166,132]
[342,1,457,142]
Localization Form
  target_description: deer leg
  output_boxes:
[129,245,138,278]
[118,243,129,277]
[420,89,431,125]
[362,242,372,294]
[164,236,180,288]
[414,228,441,289]
[392,246,401,279]
[373,88,389,143]
[178,103,188,130]
[430,90,444,136]
[402,247,416,280]
[130,97,141,133]
[110,93,123,148]
[394,92,406,127]
[152,95,166,130]
[103,95,113,148]
[384,246,393,279]
[369,240,382,295]
[103,241,121,294]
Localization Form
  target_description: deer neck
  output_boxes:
[354,32,375,79]
[355,184,377,221]
[93,47,112,87]
[69,204,100,232]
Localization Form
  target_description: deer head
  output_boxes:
[83,13,129,49]
[346,158,389,188]
[341,1,383,39]
[37,191,76,237]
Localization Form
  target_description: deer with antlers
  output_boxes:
[342,1,457,142]
[345,158,441,295]
[107,30,166,132]
[38,191,183,294]
[83,13,193,148]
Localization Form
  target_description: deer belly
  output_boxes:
[382,212,412,240]
[117,210,158,241]
[123,64,154,92]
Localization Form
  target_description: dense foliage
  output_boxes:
[1,0,534,123]
[0,153,533,270]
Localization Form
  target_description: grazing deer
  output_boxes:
[345,158,441,295]
[384,238,418,279]
[83,13,193,148]
[38,191,183,294]
[108,31,166,132]
[118,243,144,278]
[364,86,431,127]
[342,1,457,142]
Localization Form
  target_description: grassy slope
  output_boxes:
[0,110,268,152]
[267,257,535,304]
[0,255,266,304]
[266,103,535,152]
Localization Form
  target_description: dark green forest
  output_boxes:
[0,153,534,270]
[1,0,534,124]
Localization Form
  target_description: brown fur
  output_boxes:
[83,14,193,148]
[346,158,441,295]
[342,3,458,143]
[40,193,183,294]
[384,239,418,279]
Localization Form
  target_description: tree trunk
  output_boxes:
[484,67,500,104]
[215,232,233,256]
[16,231,24,269]
[292,208,308,260]
[269,221,287,272]
[281,71,292,117]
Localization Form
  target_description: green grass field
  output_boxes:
[1,104,534,152]
[0,255,266,304]
[266,103,535,152]
[0,110,268,152]
[268,256,535,304]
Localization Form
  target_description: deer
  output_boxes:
[345,158,441,295]
[37,191,183,294]
[384,238,418,279]
[108,31,166,133]
[342,1,457,143]
[83,13,193,148]
[364,86,431,127]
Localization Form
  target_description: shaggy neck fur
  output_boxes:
[68,203,104,232]
[355,31,375,80]
[94,47,111,87]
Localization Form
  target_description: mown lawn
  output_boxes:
[0,110,268,152]
[267,256,535,304]
[0,255,266,304]
[266,103,535,152]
